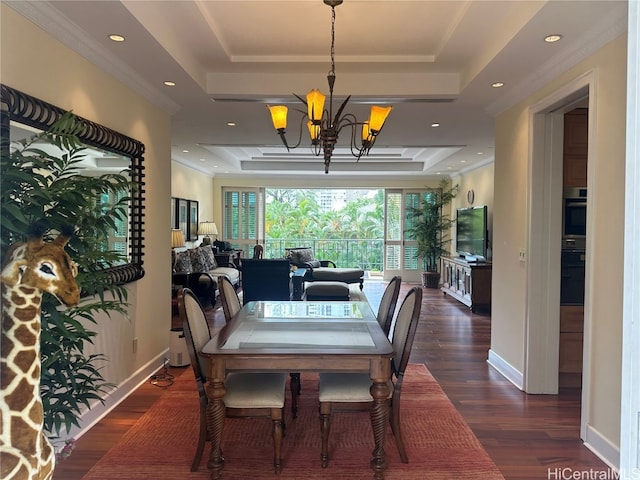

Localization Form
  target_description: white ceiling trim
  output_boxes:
[5,1,181,115]
[240,160,425,173]
[487,7,628,117]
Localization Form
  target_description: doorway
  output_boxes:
[559,108,588,390]
[524,72,595,442]
[383,189,433,283]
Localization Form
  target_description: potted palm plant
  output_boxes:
[1,111,131,447]
[406,180,458,288]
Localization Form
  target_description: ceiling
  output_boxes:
[8,0,627,179]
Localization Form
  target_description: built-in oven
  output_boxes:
[561,248,585,305]
[563,187,587,249]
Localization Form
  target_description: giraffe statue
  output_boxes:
[0,231,80,480]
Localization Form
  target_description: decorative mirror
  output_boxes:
[0,84,145,284]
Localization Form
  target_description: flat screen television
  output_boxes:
[456,206,488,260]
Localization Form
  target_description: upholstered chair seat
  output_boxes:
[224,372,286,408]
[319,374,393,402]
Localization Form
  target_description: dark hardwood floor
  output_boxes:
[53,281,610,480]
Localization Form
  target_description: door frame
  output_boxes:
[621,1,640,471]
[525,71,595,442]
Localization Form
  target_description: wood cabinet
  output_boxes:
[559,305,584,388]
[440,257,492,312]
[563,108,588,187]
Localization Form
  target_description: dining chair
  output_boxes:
[253,243,264,259]
[318,286,423,466]
[376,275,401,337]
[218,275,241,322]
[218,274,299,416]
[177,287,287,473]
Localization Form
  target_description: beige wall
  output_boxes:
[452,162,495,260]
[1,4,172,400]
[492,34,627,452]
[172,162,215,246]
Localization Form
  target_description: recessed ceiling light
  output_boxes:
[491,82,504,88]
[164,81,176,87]
[199,158,205,162]
[227,122,237,127]
[544,34,563,43]
[182,149,189,153]
[431,123,440,128]
[109,34,125,42]
[477,152,484,155]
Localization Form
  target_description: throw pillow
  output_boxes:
[174,251,193,274]
[198,245,218,270]
[189,248,209,272]
[295,248,315,264]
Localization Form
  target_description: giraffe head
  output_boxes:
[1,231,80,307]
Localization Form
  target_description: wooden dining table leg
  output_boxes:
[205,378,226,480]
[369,375,391,479]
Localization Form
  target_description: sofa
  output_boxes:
[173,245,240,306]
[285,247,365,290]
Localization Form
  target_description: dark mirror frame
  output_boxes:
[0,84,146,285]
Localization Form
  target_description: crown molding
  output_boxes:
[487,8,627,117]
[5,1,181,115]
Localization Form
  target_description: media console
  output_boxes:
[440,256,492,312]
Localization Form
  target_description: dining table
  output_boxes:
[200,300,394,480]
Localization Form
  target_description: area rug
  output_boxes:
[81,364,504,479]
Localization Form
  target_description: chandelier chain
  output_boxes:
[329,6,336,78]
[267,0,391,174]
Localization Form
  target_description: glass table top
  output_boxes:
[202,301,391,354]
[245,301,370,321]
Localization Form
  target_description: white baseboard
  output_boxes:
[487,349,524,390]
[57,349,169,443]
[583,424,621,472]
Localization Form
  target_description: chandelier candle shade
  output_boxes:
[267,0,392,174]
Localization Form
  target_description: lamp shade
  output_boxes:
[362,121,372,143]
[306,89,326,122]
[268,105,288,131]
[307,120,321,143]
[199,221,218,236]
[368,105,392,134]
[171,229,185,248]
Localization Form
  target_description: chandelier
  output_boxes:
[267,0,392,174]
